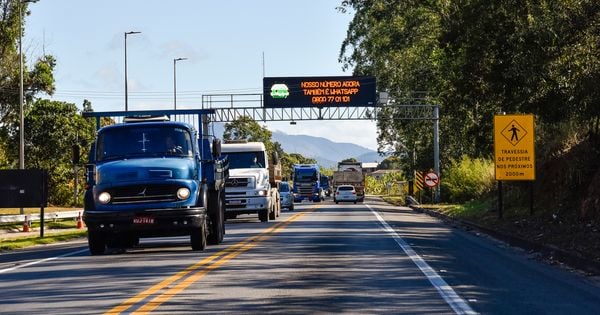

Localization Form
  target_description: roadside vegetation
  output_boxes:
[0,231,86,251]
[0,218,86,251]
[340,1,600,262]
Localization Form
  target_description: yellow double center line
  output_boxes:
[106,207,316,315]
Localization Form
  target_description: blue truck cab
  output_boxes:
[82,110,227,255]
[291,164,323,202]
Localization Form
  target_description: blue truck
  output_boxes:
[291,164,323,202]
[81,110,228,255]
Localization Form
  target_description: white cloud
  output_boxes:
[95,63,121,90]
[158,41,208,63]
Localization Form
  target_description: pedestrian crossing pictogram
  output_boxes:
[500,119,528,146]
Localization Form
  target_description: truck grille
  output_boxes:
[226,177,251,188]
[107,184,179,204]
[297,183,314,196]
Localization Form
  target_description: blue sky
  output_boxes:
[24,0,378,150]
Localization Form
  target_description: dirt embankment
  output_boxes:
[490,135,600,264]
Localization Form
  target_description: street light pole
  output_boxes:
[18,2,24,173]
[18,1,27,215]
[173,57,187,110]
[124,31,141,111]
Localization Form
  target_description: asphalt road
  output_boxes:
[1,197,599,314]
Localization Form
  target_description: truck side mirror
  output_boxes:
[271,151,280,165]
[212,138,222,159]
[290,172,294,181]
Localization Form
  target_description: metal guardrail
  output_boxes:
[0,210,82,224]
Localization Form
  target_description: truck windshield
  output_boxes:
[222,151,266,169]
[96,125,193,161]
[295,169,317,182]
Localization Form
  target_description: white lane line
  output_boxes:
[367,205,477,315]
[0,248,88,274]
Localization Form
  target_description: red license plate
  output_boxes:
[133,216,155,224]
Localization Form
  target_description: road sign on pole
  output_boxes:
[494,114,535,181]
[424,172,440,188]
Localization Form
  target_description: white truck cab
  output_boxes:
[221,141,281,222]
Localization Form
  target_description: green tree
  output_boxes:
[378,156,402,170]
[441,155,495,203]
[82,99,93,112]
[340,157,358,163]
[0,0,56,167]
[339,0,600,171]
[223,116,273,150]
[365,171,405,196]
[6,99,96,205]
[338,0,444,178]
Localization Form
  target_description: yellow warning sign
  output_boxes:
[494,114,535,180]
[415,171,424,192]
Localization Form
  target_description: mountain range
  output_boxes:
[271,131,382,168]
[213,123,382,168]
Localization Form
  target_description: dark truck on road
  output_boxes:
[81,110,227,255]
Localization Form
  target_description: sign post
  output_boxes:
[493,114,536,218]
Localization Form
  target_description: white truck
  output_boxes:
[221,141,281,222]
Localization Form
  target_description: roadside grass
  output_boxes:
[383,195,500,222]
[381,195,404,206]
[0,230,87,251]
[427,200,492,219]
[0,218,79,232]
[0,219,87,251]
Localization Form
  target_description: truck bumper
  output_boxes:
[294,193,321,202]
[84,207,206,238]
[225,196,269,215]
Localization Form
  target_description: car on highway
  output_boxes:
[334,185,358,204]
[278,182,294,211]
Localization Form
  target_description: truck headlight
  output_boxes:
[98,192,111,204]
[257,190,267,196]
[177,187,191,200]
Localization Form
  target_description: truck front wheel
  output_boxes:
[269,204,276,220]
[259,209,269,222]
[207,189,225,245]
[190,223,207,251]
[88,231,106,255]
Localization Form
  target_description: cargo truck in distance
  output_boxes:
[292,164,324,202]
[81,110,228,255]
[221,141,281,222]
[332,161,365,202]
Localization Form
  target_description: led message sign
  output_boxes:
[263,76,376,108]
